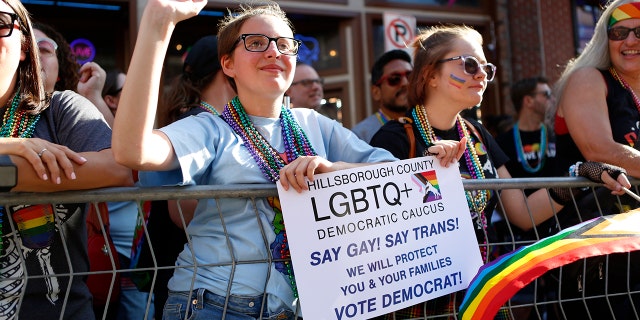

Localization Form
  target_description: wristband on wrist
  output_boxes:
[569,161,582,177]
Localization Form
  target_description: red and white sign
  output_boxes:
[383,13,416,57]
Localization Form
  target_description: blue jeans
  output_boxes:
[114,252,154,320]
[162,288,299,320]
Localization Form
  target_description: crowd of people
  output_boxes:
[0,0,639,319]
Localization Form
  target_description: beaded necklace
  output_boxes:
[0,90,41,254]
[221,96,317,182]
[199,101,220,116]
[412,105,489,259]
[512,122,547,173]
[1,91,41,138]
[221,96,316,298]
[609,67,640,114]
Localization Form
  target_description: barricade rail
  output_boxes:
[1,177,638,320]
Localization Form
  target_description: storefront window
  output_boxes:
[574,0,605,54]
[366,0,481,7]
[289,14,345,72]
[296,31,342,71]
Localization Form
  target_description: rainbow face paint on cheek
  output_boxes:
[449,73,466,88]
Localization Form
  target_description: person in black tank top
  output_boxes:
[551,1,640,319]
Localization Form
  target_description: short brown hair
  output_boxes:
[217,1,293,92]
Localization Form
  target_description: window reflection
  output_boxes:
[367,0,480,6]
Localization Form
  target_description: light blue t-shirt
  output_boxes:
[351,113,383,143]
[107,201,138,258]
[139,108,397,313]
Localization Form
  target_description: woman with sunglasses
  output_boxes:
[0,0,132,318]
[32,22,79,94]
[553,0,640,193]
[370,24,630,319]
[551,0,640,318]
[33,22,115,127]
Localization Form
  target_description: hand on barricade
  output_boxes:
[549,161,630,205]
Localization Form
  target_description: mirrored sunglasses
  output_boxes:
[437,55,496,81]
[37,38,58,57]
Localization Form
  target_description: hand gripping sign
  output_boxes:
[277,157,482,320]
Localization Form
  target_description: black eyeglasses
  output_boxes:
[0,11,19,38]
[236,34,301,56]
[607,26,640,41]
[291,78,324,88]
[533,90,552,99]
[436,55,496,81]
[375,70,412,86]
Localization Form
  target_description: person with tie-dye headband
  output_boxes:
[0,0,133,319]
[551,0,640,318]
[370,24,632,319]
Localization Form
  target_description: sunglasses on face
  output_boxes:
[533,90,552,99]
[291,78,324,88]
[37,38,58,58]
[0,11,19,38]
[437,55,496,81]
[236,34,301,56]
[375,70,411,86]
[607,26,640,41]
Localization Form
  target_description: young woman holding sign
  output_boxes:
[370,25,630,319]
[111,0,465,318]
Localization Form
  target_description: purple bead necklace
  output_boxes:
[221,96,317,182]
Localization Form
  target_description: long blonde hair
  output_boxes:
[550,0,636,128]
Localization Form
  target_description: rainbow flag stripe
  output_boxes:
[459,210,640,320]
[12,204,56,249]
[420,170,440,190]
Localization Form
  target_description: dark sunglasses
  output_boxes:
[291,78,324,88]
[607,26,640,41]
[437,55,496,81]
[375,70,411,86]
[533,90,552,99]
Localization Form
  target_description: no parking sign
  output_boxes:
[383,13,416,57]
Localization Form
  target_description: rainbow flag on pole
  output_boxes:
[459,210,640,320]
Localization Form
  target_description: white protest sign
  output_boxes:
[383,12,416,57]
[276,157,483,320]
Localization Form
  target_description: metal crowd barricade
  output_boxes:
[0,178,638,320]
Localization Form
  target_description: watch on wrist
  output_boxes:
[0,155,17,192]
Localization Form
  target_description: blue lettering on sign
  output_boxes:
[381,271,463,307]
[346,264,365,277]
[384,229,409,247]
[334,297,377,320]
[340,281,365,295]
[346,237,380,257]
[309,246,341,266]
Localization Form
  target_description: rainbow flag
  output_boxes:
[459,210,640,320]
